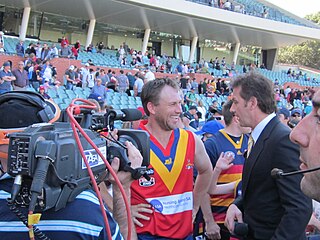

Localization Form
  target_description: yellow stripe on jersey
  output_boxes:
[218,173,242,183]
[150,129,188,193]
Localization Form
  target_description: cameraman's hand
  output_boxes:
[225,204,243,233]
[109,141,142,186]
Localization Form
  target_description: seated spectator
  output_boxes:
[97,41,104,53]
[90,79,107,108]
[39,85,51,100]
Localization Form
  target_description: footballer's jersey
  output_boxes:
[204,129,248,223]
[131,125,195,239]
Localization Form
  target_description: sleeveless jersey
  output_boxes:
[131,125,195,239]
[206,129,248,223]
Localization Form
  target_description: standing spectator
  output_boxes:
[81,63,90,88]
[12,61,28,90]
[116,69,129,93]
[25,43,36,55]
[74,40,81,52]
[126,72,135,95]
[35,42,42,59]
[97,41,104,53]
[99,69,110,86]
[0,61,15,94]
[0,31,5,47]
[50,44,59,58]
[118,45,125,61]
[65,65,76,90]
[133,72,144,97]
[144,67,155,82]
[71,45,78,59]
[87,68,95,89]
[60,36,69,48]
[201,100,249,240]
[225,72,312,239]
[15,40,24,57]
[59,43,72,58]
[40,43,50,61]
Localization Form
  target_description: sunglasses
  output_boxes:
[213,116,224,121]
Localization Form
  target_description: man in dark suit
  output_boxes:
[225,72,312,239]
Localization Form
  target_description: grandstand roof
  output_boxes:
[2,0,320,49]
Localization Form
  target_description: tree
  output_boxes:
[278,12,320,69]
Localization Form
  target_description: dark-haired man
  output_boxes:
[225,72,312,239]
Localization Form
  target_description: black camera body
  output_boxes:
[7,122,107,211]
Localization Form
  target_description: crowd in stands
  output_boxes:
[187,0,318,29]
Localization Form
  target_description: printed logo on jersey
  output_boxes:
[225,151,235,159]
[82,146,106,169]
[145,168,154,175]
[185,159,193,170]
[146,192,193,215]
[164,158,172,165]
[150,199,163,212]
[139,177,155,187]
[237,150,244,155]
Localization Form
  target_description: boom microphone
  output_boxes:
[271,166,320,179]
[107,109,142,122]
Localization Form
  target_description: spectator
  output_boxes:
[144,67,155,82]
[91,78,107,107]
[60,36,69,47]
[277,107,290,126]
[116,69,129,93]
[0,31,5,47]
[38,85,51,100]
[65,65,76,90]
[12,61,28,91]
[59,43,72,58]
[15,40,24,57]
[41,43,50,61]
[97,41,104,53]
[201,100,249,239]
[0,61,16,94]
[50,44,59,58]
[133,72,144,97]
[87,68,95,89]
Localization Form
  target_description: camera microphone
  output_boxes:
[107,109,142,122]
[271,166,320,179]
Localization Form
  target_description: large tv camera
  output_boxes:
[7,108,150,212]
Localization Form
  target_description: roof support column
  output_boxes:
[142,28,151,55]
[20,7,31,41]
[85,19,96,49]
[232,42,241,64]
[189,36,198,63]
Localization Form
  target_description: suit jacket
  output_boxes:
[234,117,312,240]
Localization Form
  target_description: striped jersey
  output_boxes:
[204,129,248,223]
[131,125,196,239]
[0,174,123,240]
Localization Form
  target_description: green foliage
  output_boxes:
[278,12,320,69]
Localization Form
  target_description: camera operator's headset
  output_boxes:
[0,91,60,159]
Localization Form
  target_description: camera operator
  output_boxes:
[0,91,141,240]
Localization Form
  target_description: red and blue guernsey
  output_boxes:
[131,123,195,239]
[204,129,248,224]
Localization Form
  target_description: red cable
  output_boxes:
[66,98,132,240]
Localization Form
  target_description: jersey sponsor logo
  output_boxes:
[225,151,235,159]
[145,168,154,175]
[82,146,106,169]
[146,192,193,214]
[139,177,155,187]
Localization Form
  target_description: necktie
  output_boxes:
[247,135,254,157]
